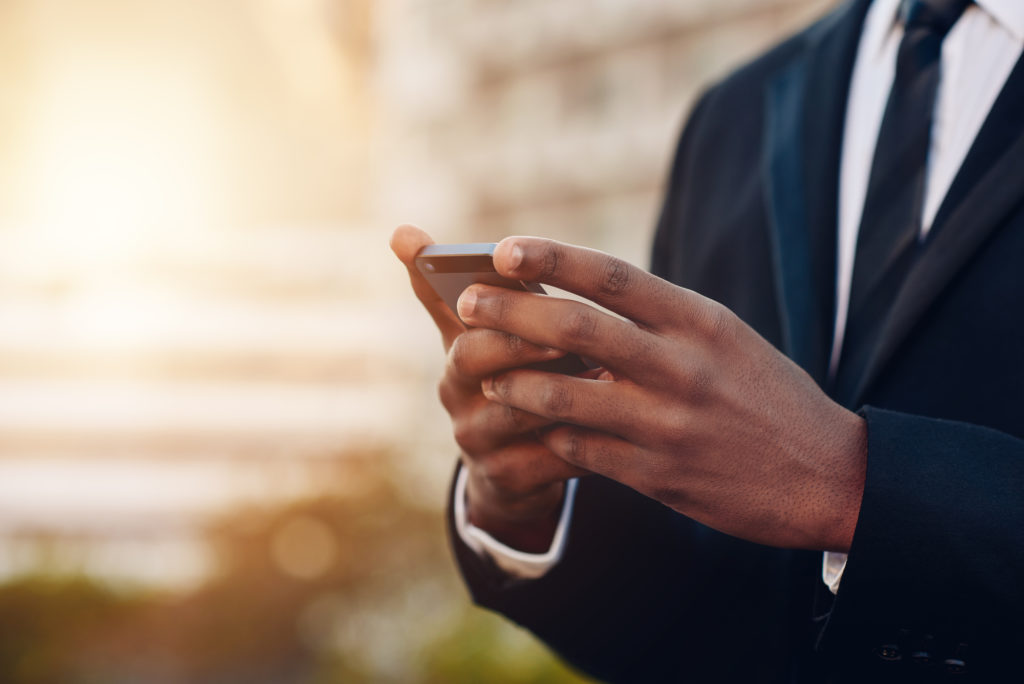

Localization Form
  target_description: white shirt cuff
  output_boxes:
[822,551,848,594]
[453,466,578,580]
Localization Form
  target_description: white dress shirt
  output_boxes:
[456,0,1024,590]
[453,466,578,578]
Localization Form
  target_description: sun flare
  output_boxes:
[17,58,218,273]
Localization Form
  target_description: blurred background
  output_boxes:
[0,0,828,681]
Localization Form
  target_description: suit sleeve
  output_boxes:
[817,406,1024,678]
[447,466,816,682]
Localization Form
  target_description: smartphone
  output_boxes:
[415,243,591,374]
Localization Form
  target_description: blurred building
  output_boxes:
[0,0,410,586]
[373,0,831,267]
[0,0,832,585]
[0,0,848,679]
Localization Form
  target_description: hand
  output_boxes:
[456,236,867,552]
[389,225,587,552]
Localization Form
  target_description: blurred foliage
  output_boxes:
[0,453,592,683]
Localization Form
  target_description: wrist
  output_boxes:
[464,468,565,553]
[818,410,868,553]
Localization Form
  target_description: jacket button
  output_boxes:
[944,658,967,674]
[876,644,901,661]
[909,634,934,664]
[944,642,968,675]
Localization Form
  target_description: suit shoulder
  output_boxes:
[700,1,861,108]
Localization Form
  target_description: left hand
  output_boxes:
[456,237,867,552]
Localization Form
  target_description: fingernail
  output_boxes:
[481,376,496,399]
[543,346,565,357]
[458,288,477,319]
[508,243,523,272]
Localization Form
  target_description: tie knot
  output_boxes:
[900,0,972,36]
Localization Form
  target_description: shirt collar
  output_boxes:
[862,0,904,61]
[866,0,1024,59]
[979,0,1024,43]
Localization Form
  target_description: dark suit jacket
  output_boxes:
[448,1,1024,680]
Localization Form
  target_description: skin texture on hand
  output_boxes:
[456,236,868,553]
[389,225,587,552]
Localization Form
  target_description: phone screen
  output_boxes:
[415,243,590,375]
[415,243,544,324]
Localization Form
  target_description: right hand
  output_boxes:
[390,225,587,552]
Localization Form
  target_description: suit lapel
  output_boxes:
[846,51,1024,406]
[763,0,870,386]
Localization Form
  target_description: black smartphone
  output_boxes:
[415,243,591,374]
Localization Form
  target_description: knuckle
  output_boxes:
[503,332,526,360]
[620,328,658,365]
[560,429,603,472]
[538,242,561,280]
[438,377,457,412]
[541,382,574,418]
[481,453,527,495]
[662,410,694,446]
[452,417,478,454]
[484,290,510,325]
[697,301,734,342]
[562,429,586,464]
[489,373,511,401]
[599,256,631,297]
[476,453,504,484]
[560,308,598,344]
[447,334,474,376]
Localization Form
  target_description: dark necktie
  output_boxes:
[838,0,971,396]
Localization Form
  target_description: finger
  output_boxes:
[458,284,664,382]
[541,424,642,489]
[451,393,554,454]
[468,439,590,498]
[447,328,565,385]
[390,224,464,349]
[492,236,704,330]
[483,368,647,440]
